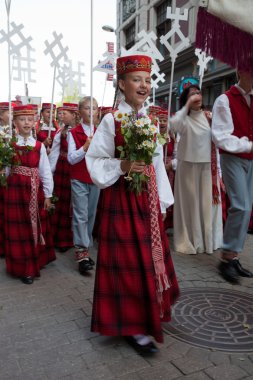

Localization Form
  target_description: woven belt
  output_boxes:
[144,164,170,317]
[60,150,68,158]
[12,165,45,246]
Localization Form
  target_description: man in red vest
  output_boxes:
[67,96,100,275]
[212,70,253,284]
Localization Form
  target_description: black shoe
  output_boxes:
[78,259,93,274]
[125,336,159,355]
[58,247,70,253]
[218,261,240,284]
[21,276,34,285]
[232,259,253,277]
[88,257,95,266]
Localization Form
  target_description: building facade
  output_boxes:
[116,0,236,112]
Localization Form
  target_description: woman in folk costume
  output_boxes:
[170,84,223,255]
[36,103,60,153]
[158,109,178,230]
[48,103,78,252]
[86,55,179,354]
[4,105,55,285]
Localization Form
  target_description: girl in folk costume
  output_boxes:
[48,103,79,252]
[4,105,55,285]
[170,85,223,255]
[36,103,60,153]
[158,109,178,230]
[67,97,100,275]
[86,55,179,353]
[56,106,65,128]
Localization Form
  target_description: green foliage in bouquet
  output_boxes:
[115,110,166,195]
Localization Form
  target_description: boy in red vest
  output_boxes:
[212,70,253,284]
[67,96,100,274]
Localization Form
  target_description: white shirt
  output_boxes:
[85,100,174,212]
[212,84,253,153]
[39,122,57,131]
[48,130,61,174]
[16,135,54,198]
[170,106,211,162]
[67,123,93,165]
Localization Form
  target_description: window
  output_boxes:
[125,23,136,50]
[156,0,172,57]
[122,0,136,22]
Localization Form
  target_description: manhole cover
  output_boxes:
[163,288,253,352]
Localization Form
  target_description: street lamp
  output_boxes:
[102,25,115,33]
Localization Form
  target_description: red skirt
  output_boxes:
[164,169,175,230]
[4,172,55,278]
[91,176,179,343]
[50,154,73,248]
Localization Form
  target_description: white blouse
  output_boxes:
[39,123,57,131]
[67,123,93,166]
[212,84,253,154]
[85,100,174,213]
[16,135,54,198]
[170,106,211,162]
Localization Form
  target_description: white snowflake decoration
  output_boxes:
[160,7,190,62]
[12,48,36,83]
[0,22,33,56]
[195,48,213,88]
[44,31,69,68]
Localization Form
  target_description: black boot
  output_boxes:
[232,259,253,277]
[218,260,239,284]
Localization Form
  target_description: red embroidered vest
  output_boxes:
[220,85,253,160]
[69,123,93,183]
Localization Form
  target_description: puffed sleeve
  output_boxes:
[212,94,252,153]
[39,143,54,198]
[85,113,125,188]
[48,130,61,174]
[170,106,188,135]
[152,143,174,212]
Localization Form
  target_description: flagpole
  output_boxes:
[90,0,94,135]
[49,65,56,138]
[5,0,12,132]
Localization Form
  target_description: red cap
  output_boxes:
[0,102,9,110]
[116,55,152,75]
[99,106,113,117]
[158,109,168,123]
[13,104,35,117]
[62,103,79,112]
[41,103,56,110]
[148,105,162,116]
[30,104,38,111]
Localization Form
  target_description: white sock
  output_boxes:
[133,334,151,346]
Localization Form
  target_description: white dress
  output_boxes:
[170,106,223,254]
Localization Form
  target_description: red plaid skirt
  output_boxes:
[91,176,179,343]
[50,148,73,248]
[4,143,55,278]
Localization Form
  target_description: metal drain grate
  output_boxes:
[163,288,253,352]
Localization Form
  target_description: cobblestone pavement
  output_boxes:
[0,232,253,380]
